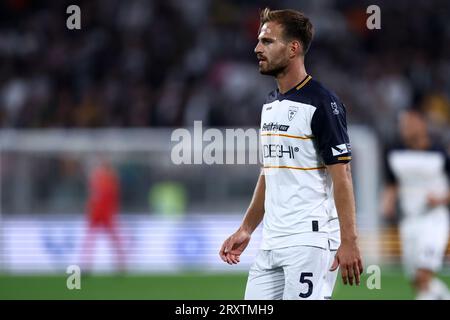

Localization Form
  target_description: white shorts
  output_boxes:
[321,247,339,300]
[320,218,340,299]
[400,207,449,277]
[244,245,328,300]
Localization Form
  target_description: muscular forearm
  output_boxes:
[241,171,266,234]
[327,163,363,285]
[330,164,358,242]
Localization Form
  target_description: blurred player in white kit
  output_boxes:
[383,109,450,300]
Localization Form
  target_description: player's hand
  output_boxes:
[330,239,363,286]
[427,194,445,208]
[219,228,251,265]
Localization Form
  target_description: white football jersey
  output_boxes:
[385,145,450,218]
[260,75,351,250]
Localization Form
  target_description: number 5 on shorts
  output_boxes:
[299,272,313,298]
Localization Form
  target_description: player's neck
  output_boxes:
[276,60,308,94]
[405,135,431,150]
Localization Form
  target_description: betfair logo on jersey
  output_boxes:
[331,143,349,156]
[263,144,299,159]
[261,122,290,132]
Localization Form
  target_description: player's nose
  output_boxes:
[254,42,262,54]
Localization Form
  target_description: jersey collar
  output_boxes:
[277,74,312,99]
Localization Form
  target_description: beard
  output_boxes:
[259,59,289,77]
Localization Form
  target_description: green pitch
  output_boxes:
[0,269,448,299]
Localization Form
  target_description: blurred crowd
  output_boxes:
[0,0,449,146]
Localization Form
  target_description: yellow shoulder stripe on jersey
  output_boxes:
[261,133,314,140]
[338,156,352,161]
[264,165,325,170]
[296,75,312,90]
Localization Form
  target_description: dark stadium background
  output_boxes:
[0,0,449,299]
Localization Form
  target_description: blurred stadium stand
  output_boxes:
[0,0,449,273]
[0,0,448,139]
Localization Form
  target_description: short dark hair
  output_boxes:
[260,7,314,55]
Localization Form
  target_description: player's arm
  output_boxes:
[310,96,363,285]
[382,184,398,219]
[428,192,450,206]
[219,169,265,265]
[328,163,363,286]
[427,188,450,207]
[240,170,266,234]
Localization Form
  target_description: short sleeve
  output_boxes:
[310,96,352,165]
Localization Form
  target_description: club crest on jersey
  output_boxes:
[288,106,298,121]
[331,102,339,115]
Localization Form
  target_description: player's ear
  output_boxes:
[289,40,302,58]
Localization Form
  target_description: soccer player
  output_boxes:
[80,158,126,272]
[219,8,362,300]
[382,109,450,300]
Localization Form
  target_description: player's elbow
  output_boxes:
[328,162,353,185]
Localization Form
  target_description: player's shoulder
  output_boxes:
[428,142,450,161]
[303,79,344,110]
[303,78,338,99]
[280,78,346,119]
[429,142,448,153]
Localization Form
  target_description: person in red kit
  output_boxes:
[81,158,126,273]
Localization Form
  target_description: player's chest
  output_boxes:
[260,100,315,136]
[389,150,445,184]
